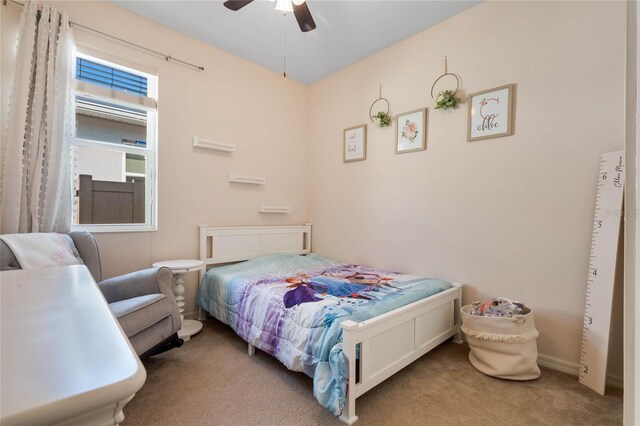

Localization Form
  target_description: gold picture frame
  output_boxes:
[467,83,516,142]
[395,108,427,154]
[343,124,367,163]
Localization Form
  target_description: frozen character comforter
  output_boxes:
[196,253,452,416]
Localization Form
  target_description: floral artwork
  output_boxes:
[401,120,419,143]
[468,84,515,141]
[396,108,427,154]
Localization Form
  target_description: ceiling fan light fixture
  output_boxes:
[224,0,316,32]
[275,0,293,13]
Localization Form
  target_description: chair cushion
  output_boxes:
[109,293,171,337]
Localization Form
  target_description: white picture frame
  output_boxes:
[343,124,367,163]
[468,83,515,141]
[396,108,427,154]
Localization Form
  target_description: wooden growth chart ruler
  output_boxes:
[579,150,624,395]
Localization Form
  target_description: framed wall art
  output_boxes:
[467,83,515,142]
[396,108,427,154]
[343,124,367,163]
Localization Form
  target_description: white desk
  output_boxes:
[152,259,205,341]
[0,265,146,426]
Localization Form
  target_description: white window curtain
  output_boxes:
[0,0,75,233]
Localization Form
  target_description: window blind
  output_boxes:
[76,57,148,96]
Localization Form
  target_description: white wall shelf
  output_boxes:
[228,174,266,185]
[192,136,235,153]
[258,204,291,213]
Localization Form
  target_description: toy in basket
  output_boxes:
[461,298,541,380]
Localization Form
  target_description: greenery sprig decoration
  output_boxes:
[372,111,392,127]
[435,90,461,110]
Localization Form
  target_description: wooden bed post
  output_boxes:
[340,320,359,425]
[304,222,312,252]
[198,224,209,322]
[198,224,208,283]
[452,282,464,344]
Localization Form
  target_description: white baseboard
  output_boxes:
[537,353,623,389]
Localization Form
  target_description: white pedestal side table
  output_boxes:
[152,259,205,342]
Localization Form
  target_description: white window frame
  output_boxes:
[72,51,158,233]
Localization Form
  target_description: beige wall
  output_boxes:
[307,1,625,376]
[1,1,311,316]
[1,1,626,377]
[623,0,638,421]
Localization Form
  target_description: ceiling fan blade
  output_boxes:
[292,2,316,32]
[223,0,254,11]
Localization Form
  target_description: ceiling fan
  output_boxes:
[223,0,317,33]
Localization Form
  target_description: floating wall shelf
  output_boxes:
[228,174,266,185]
[258,204,291,213]
[193,136,235,153]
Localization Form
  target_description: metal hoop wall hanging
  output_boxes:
[369,84,390,121]
[430,56,460,99]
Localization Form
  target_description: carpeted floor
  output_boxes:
[123,319,623,425]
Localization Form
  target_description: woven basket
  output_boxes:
[461,303,541,380]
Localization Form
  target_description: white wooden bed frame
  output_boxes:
[198,224,463,424]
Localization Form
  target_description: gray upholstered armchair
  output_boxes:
[0,231,183,358]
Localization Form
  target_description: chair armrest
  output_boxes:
[154,267,175,300]
[98,267,174,304]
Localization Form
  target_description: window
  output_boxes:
[72,53,158,232]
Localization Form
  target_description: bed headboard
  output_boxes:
[198,223,312,271]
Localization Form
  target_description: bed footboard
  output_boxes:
[339,283,463,425]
